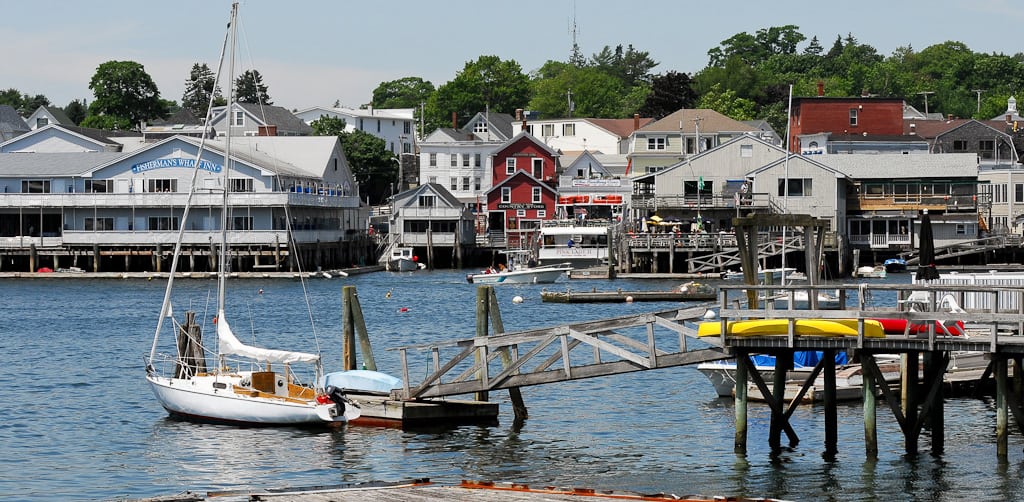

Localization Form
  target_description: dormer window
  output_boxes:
[473,121,488,133]
[232,111,244,127]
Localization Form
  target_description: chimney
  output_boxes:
[909,123,916,135]
[634,113,640,131]
[515,108,522,121]
[948,114,953,121]
[861,89,869,97]
[452,111,457,129]
[817,80,824,97]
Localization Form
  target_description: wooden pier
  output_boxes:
[540,289,716,303]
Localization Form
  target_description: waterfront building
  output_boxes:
[512,114,653,155]
[628,108,760,175]
[0,134,369,272]
[382,183,476,268]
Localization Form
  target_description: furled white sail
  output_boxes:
[216,310,320,364]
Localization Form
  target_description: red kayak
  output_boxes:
[874,318,966,336]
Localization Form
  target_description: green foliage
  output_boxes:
[423,55,531,132]
[639,71,697,119]
[696,83,757,121]
[182,63,225,118]
[337,130,398,205]
[310,115,347,136]
[529,65,629,118]
[63,99,87,125]
[0,88,51,115]
[591,44,658,88]
[235,69,272,104]
[371,77,434,109]
[85,60,167,130]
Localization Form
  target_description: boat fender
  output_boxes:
[398,307,409,313]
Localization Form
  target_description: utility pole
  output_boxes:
[973,89,985,114]
[918,91,935,116]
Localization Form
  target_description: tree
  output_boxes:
[529,64,627,118]
[81,60,167,130]
[423,55,530,132]
[63,99,87,125]
[370,77,435,109]
[696,83,757,121]
[310,115,347,136]
[639,71,698,119]
[0,88,50,115]
[591,44,658,88]
[338,130,398,205]
[235,69,272,104]
[182,63,224,118]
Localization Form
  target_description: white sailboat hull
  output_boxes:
[147,374,357,426]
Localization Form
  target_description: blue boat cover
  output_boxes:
[750,351,847,368]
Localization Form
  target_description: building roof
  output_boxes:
[585,117,653,138]
[904,118,1009,139]
[492,131,560,158]
[212,103,313,134]
[817,153,978,179]
[0,105,30,139]
[396,182,463,209]
[0,152,124,177]
[37,105,73,126]
[638,108,758,134]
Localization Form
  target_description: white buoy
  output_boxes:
[512,295,524,304]
[625,296,634,303]
[704,309,717,320]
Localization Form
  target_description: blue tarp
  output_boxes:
[750,351,847,369]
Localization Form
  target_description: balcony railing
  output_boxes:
[0,192,359,209]
[631,192,772,211]
[849,193,990,213]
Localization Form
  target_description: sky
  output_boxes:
[5,0,1024,112]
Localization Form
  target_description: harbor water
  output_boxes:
[2,271,1023,501]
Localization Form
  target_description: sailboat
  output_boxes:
[144,2,359,426]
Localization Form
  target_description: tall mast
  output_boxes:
[217,2,238,315]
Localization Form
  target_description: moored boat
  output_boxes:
[467,250,572,285]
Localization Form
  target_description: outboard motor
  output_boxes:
[326,385,354,417]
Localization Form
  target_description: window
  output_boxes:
[148,179,177,192]
[516,209,526,218]
[542,124,554,136]
[501,187,511,203]
[403,121,411,134]
[85,217,114,231]
[473,121,488,133]
[232,216,253,230]
[562,123,575,136]
[849,108,858,127]
[462,177,470,191]
[682,180,712,197]
[88,180,113,193]
[1016,183,1023,203]
[418,195,436,207]
[506,158,516,174]
[474,177,481,190]
[403,142,412,154]
[36,117,48,128]
[450,153,458,167]
[686,137,696,154]
[537,209,546,218]
[230,178,253,192]
[463,154,470,167]
[648,137,666,150]
[532,158,544,178]
[956,224,968,235]
[148,216,179,231]
[376,120,381,132]
[532,186,542,203]
[232,110,244,127]
[429,153,437,167]
[22,180,50,193]
[740,144,753,158]
[778,178,812,197]
[475,153,481,167]
[980,139,995,159]
[450,177,458,191]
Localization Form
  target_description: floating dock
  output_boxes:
[346,393,498,428]
[540,289,716,303]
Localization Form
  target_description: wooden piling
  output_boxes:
[997,356,1008,458]
[734,350,748,454]
[903,350,919,454]
[342,287,357,370]
[863,353,878,459]
[474,287,489,402]
[769,351,790,450]
[823,348,838,458]
[485,287,528,421]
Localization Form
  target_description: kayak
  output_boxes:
[698,319,885,338]
[873,318,966,336]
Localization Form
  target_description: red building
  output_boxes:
[484,132,559,248]
[790,83,904,153]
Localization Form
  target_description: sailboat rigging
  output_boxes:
[144,2,359,426]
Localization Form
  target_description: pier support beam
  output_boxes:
[823,348,838,458]
[997,356,1008,458]
[734,349,748,455]
[903,350,920,454]
[863,353,878,459]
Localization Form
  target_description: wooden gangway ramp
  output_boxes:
[390,303,724,401]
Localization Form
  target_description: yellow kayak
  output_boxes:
[697,319,885,338]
